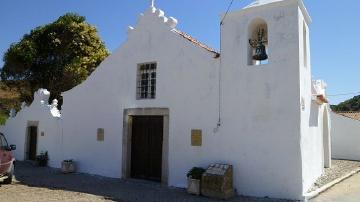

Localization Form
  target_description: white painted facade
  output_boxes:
[331,112,360,161]
[0,0,331,200]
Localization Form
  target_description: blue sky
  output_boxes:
[0,0,359,104]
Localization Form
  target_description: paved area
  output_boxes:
[307,160,360,192]
[310,172,360,202]
[2,161,360,202]
[0,161,293,202]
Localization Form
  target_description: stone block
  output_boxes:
[201,164,235,200]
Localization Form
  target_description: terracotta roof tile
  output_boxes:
[336,111,360,121]
[173,29,220,57]
[316,95,329,104]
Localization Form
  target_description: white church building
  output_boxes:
[1,0,333,200]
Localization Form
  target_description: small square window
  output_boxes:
[137,63,157,99]
[97,128,104,141]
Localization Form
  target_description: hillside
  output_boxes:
[331,95,360,112]
[0,82,21,124]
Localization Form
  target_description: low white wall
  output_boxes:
[331,112,360,161]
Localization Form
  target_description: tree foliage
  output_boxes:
[331,95,360,112]
[0,13,109,103]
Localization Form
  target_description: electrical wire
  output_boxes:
[216,0,236,131]
[221,0,235,25]
[327,91,360,97]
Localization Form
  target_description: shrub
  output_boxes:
[187,167,206,180]
[36,151,49,167]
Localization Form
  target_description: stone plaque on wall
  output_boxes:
[191,129,202,146]
[97,128,104,141]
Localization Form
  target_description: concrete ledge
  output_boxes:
[303,167,360,201]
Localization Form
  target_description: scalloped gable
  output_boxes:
[127,6,219,56]
[128,6,178,31]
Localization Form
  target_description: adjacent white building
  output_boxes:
[0,0,332,200]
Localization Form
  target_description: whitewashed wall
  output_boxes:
[301,102,330,193]
[331,112,360,161]
[0,89,62,168]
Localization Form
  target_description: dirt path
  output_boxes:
[0,183,111,202]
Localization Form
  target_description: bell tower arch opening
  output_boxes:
[248,18,269,66]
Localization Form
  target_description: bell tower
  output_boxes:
[219,0,313,199]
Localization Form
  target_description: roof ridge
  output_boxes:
[173,29,220,57]
[336,111,360,113]
[335,111,360,122]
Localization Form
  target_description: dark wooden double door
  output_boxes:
[131,116,163,182]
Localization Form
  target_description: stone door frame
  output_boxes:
[25,121,39,161]
[122,108,169,185]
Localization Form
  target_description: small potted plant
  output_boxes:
[36,151,48,167]
[61,159,76,173]
[187,167,206,195]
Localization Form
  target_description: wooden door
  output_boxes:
[131,116,163,182]
[28,126,37,160]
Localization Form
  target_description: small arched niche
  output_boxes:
[248,18,269,66]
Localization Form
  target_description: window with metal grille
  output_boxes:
[137,63,156,99]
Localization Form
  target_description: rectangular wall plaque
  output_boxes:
[97,128,104,141]
[191,129,202,146]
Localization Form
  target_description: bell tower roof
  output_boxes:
[243,0,311,24]
[244,0,288,8]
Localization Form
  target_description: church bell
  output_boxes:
[253,43,268,61]
[249,29,268,61]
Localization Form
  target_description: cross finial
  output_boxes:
[150,0,154,7]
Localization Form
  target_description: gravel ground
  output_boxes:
[307,159,360,192]
[0,161,295,202]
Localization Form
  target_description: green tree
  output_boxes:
[1,13,109,104]
[331,95,360,112]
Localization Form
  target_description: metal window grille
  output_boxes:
[137,63,156,99]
